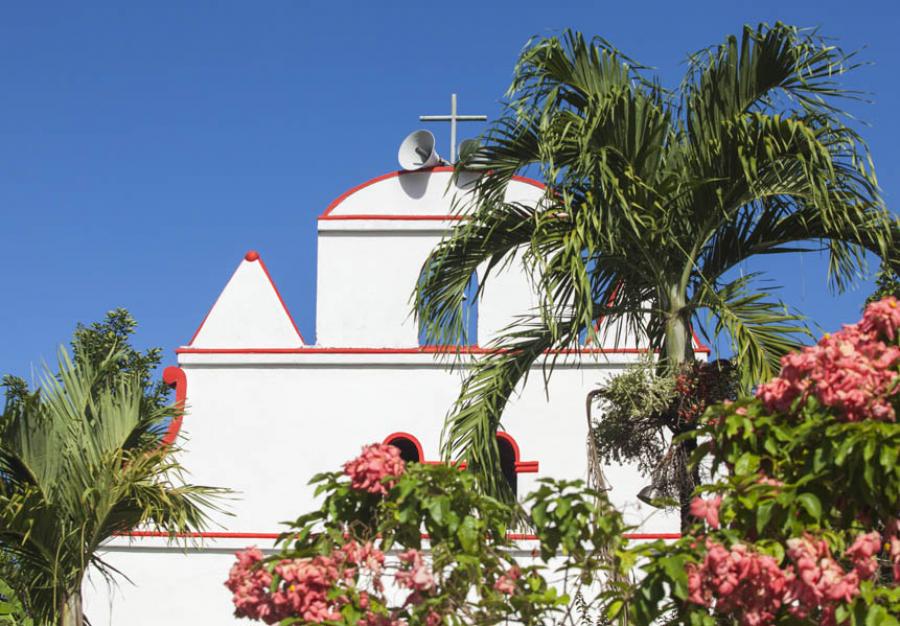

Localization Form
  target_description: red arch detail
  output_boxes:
[161,366,187,446]
[319,166,545,219]
[496,432,539,473]
[378,432,538,473]
[382,432,425,463]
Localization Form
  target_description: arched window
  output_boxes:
[383,433,423,464]
[497,435,518,496]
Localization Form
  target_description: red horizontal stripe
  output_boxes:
[115,531,680,541]
[175,346,689,355]
[319,214,468,221]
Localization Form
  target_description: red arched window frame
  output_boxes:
[382,432,425,463]
[378,432,538,473]
[496,432,539,473]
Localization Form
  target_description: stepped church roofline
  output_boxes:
[176,165,712,356]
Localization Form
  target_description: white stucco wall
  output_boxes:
[84,167,684,625]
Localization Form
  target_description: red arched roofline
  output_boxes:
[161,366,187,446]
[383,432,425,463]
[496,432,539,473]
[187,251,306,346]
[319,166,545,219]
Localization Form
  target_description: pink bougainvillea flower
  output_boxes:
[755,298,900,423]
[886,518,900,582]
[784,533,863,620]
[689,495,723,529]
[686,540,788,625]
[395,549,435,592]
[226,539,389,625]
[845,531,882,579]
[343,443,406,495]
[493,565,521,595]
[859,296,900,341]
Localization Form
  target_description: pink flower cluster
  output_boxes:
[689,496,722,529]
[687,540,788,626]
[889,518,900,581]
[783,534,869,624]
[225,540,385,624]
[226,548,277,623]
[493,565,521,595]
[395,549,435,593]
[843,531,882,579]
[343,443,406,495]
[756,297,900,422]
[687,531,887,626]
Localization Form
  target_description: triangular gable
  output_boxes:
[188,251,305,348]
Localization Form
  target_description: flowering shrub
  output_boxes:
[227,301,900,626]
[629,299,900,625]
[226,444,627,626]
[342,443,406,495]
[756,298,900,421]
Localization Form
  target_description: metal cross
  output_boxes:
[419,93,487,163]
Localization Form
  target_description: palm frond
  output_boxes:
[693,274,809,389]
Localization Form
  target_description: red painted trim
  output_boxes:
[319,214,468,222]
[383,432,425,463]
[585,284,621,346]
[252,253,306,344]
[381,432,539,474]
[691,326,712,354]
[496,431,522,461]
[160,366,187,446]
[496,432,539,474]
[495,532,684,541]
[119,531,282,540]
[175,346,659,355]
[622,533,682,540]
[116,530,680,541]
[320,166,545,218]
[187,251,306,347]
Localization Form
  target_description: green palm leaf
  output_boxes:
[415,23,895,503]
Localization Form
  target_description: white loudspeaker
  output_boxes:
[398,130,444,170]
[457,138,480,161]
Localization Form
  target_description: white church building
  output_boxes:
[84,164,707,625]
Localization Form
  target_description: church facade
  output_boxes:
[84,166,703,625]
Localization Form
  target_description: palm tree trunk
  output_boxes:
[60,591,83,626]
[660,285,697,534]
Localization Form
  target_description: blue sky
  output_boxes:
[1,1,898,382]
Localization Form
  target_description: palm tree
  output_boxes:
[0,345,224,626]
[415,24,899,519]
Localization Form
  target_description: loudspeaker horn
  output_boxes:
[457,138,480,162]
[398,130,443,171]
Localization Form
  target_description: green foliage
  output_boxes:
[0,578,31,626]
[867,262,900,306]
[2,308,170,416]
[414,23,898,499]
[625,375,900,619]
[246,461,629,626]
[702,400,899,536]
[590,359,675,474]
[590,359,738,521]
[0,343,226,626]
